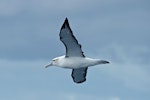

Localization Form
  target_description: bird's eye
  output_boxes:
[53,59,55,61]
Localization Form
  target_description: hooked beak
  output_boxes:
[45,62,53,68]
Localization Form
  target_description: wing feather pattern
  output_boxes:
[59,18,85,57]
[71,67,88,83]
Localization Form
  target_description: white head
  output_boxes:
[45,56,65,68]
[45,58,59,68]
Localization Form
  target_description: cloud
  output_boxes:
[0,1,150,100]
[0,0,150,60]
[0,58,150,100]
[2,0,149,16]
[109,97,121,100]
[0,0,26,16]
[101,44,150,91]
[0,0,102,16]
[58,92,121,100]
[107,62,150,90]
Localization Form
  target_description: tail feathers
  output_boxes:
[98,60,109,64]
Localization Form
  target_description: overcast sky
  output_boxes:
[0,0,150,100]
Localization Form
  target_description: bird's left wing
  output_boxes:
[59,18,85,57]
[71,67,88,83]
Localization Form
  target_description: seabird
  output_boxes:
[45,18,109,84]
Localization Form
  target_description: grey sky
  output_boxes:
[0,0,150,100]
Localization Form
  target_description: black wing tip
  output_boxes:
[61,17,69,29]
[64,17,69,25]
[72,74,86,84]
[74,79,86,84]
[65,17,68,22]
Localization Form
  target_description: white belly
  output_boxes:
[59,57,95,69]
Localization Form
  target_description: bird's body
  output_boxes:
[45,18,109,83]
[48,55,109,69]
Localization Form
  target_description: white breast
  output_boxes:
[58,56,98,69]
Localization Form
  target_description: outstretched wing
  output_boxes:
[59,18,85,57]
[71,67,88,83]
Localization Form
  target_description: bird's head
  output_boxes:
[45,58,59,68]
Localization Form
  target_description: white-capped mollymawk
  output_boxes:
[45,18,109,84]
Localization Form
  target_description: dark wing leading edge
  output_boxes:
[59,18,85,57]
[71,67,88,83]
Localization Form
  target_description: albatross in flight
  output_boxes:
[45,18,109,83]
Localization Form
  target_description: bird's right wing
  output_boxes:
[71,67,88,83]
[59,18,85,57]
